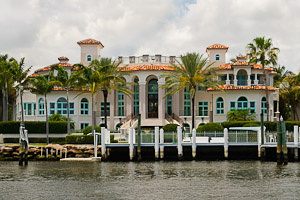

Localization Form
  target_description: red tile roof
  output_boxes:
[58,56,69,61]
[206,44,229,50]
[207,85,276,91]
[121,65,174,71]
[218,61,273,71]
[77,38,104,47]
[35,63,73,72]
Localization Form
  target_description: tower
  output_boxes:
[206,44,228,67]
[77,38,104,66]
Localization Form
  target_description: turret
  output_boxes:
[77,38,104,66]
[206,44,228,67]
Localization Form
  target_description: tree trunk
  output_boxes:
[66,89,70,135]
[20,87,24,125]
[191,96,195,129]
[45,94,49,144]
[5,82,8,121]
[103,90,108,128]
[2,89,6,121]
[92,93,95,134]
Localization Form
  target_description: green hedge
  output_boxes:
[162,124,178,132]
[65,135,95,144]
[196,122,223,132]
[0,121,67,134]
[4,137,65,144]
[82,126,101,135]
[221,121,300,132]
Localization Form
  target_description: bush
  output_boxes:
[162,124,178,132]
[82,126,101,135]
[49,114,74,128]
[110,135,118,143]
[65,135,95,144]
[0,121,67,134]
[4,137,65,144]
[243,123,260,127]
[226,109,256,121]
[196,122,223,132]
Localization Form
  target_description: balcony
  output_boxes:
[117,55,181,64]
[237,80,247,86]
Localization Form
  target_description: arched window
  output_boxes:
[215,54,220,61]
[216,97,224,114]
[261,97,267,114]
[87,55,92,62]
[57,97,67,115]
[237,97,248,110]
[184,89,191,116]
[117,91,124,116]
[184,123,190,133]
[115,123,122,131]
[80,98,89,115]
[38,98,44,115]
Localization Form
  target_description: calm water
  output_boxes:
[1,161,300,200]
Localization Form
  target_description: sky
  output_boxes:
[1,0,300,74]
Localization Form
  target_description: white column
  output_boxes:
[160,128,164,159]
[226,73,230,85]
[126,85,133,116]
[254,73,259,85]
[173,92,180,116]
[224,128,229,158]
[101,127,106,159]
[133,128,136,144]
[155,126,159,159]
[247,74,251,86]
[233,73,237,86]
[258,128,262,158]
[294,126,299,160]
[139,81,146,120]
[177,126,183,159]
[129,127,134,160]
[192,128,196,159]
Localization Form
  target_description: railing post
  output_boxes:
[129,127,134,160]
[177,126,183,160]
[192,128,196,159]
[224,128,229,159]
[160,128,164,159]
[294,125,298,160]
[133,129,136,144]
[101,127,106,160]
[155,127,159,160]
[258,128,262,158]
[94,130,97,158]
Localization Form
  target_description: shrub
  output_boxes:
[49,114,68,121]
[162,124,178,132]
[196,122,223,132]
[226,109,256,121]
[65,135,95,144]
[4,137,65,144]
[110,135,118,143]
[0,121,67,134]
[243,123,260,127]
[82,126,101,135]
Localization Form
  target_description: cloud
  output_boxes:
[0,0,299,73]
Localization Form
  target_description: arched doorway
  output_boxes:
[148,79,158,118]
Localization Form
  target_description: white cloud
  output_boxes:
[0,0,299,73]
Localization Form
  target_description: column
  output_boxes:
[126,85,133,117]
[233,73,238,86]
[226,73,230,85]
[254,73,259,85]
[247,74,251,86]
[109,91,115,130]
[173,91,180,116]
[139,81,146,120]
[158,80,166,121]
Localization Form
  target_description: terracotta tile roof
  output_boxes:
[52,87,91,91]
[34,63,73,73]
[121,65,174,71]
[58,56,69,61]
[77,38,104,47]
[206,44,229,50]
[207,85,276,91]
[218,61,273,71]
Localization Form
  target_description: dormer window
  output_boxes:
[87,55,92,62]
[216,54,220,61]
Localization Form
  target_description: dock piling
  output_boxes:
[177,126,183,160]
[129,127,134,160]
[155,127,159,160]
[160,128,164,159]
[294,126,298,161]
[101,127,106,160]
[224,128,229,159]
[192,128,196,159]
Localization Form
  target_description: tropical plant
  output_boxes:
[280,74,300,120]
[50,65,78,134]
[10,57,31,125]
[29,74,59,144]
[226,109,256,121]
[247,36,280,121]
[272,65,293,87]
[93,58,132,128]
[161,53,219,129]
[196,122,223,132]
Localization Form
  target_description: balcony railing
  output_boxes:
[237,80,247,86]
[117,55,181,64]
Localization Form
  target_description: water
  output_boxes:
[1,161,300,200]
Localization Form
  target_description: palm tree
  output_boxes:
[272,65,293,87]
[29,74,58,144]
[10,57,32,126]
[0,54,13,121]
[280,74,300,120]
[50,65,78,135]
[161,53,219,129]
[247,36,279,121]
[96,58,132,128]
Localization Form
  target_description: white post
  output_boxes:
[177,126,183,159]
[41,147,43,157]
[160,128,164,159]
[60,149,62,158]
[46,148,49,158]
[64,148,67,158]
[258,128,262,158]
[224,128,229,158]
[56,149,58,157]
[192,128,196,159]
[133,129,136,144]
[106,130,111,144]
[129,127,134,160]
[94,130,97,158]
[155,127,159,160]
[51,148,53,155]
[294,125,299,160]
[101,127,106,159]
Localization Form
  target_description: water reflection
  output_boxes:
[1,161,300,199]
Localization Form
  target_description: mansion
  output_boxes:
[16,39,279,132]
